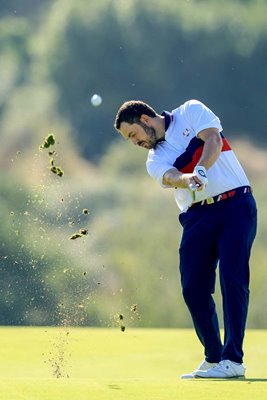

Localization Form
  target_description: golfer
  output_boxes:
[114,99,257,379]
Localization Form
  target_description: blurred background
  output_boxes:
[0,0,266,329]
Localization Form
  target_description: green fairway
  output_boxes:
[0,328,266,400]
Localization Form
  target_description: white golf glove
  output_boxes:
[194,165,208,187]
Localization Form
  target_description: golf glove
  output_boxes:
[194,165,208,187]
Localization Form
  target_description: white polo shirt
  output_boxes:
[146,99,250,212]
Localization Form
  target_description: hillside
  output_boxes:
[1,136,266,327]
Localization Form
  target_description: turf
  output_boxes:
[0,327,266,400]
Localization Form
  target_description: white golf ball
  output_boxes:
[91,94,102,107]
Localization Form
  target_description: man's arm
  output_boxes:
[197,128,223,170]
[162,128,222,188]
[162,168,202,188]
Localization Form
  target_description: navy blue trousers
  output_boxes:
[179,192,257,364]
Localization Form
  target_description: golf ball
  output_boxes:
[91,94,102,107]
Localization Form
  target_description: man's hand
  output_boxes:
[190,165,208,191]
[188,173,204,192]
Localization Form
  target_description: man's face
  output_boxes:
[119,120,157,150]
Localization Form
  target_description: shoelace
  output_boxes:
[211,361,228,370]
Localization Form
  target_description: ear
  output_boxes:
[140,114,151,124]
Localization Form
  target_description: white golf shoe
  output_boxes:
[180,360,218,379]
[195,359,246,378]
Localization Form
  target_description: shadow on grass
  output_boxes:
[195,378,267,382]
[108,384,121,390]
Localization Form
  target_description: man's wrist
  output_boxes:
[194,165,207,178]
[163,168,184,187]
[194,165,208,185]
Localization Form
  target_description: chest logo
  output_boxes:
[182,128,190,137]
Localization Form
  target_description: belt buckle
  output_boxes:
[206,197,215,205]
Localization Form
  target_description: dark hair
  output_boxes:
[114,100,157,130]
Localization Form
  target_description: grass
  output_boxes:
[0,327,266,400]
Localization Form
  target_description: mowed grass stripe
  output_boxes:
[0,328,266,400]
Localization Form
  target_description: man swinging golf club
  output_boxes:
[114,99,257,379]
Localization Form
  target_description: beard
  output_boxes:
[138,122,157,149]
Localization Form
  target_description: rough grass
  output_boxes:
[0,327,266,400]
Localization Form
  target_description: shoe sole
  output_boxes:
[195,374,245,379]
[180,374,196,379]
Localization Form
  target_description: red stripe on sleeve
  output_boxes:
[222,137,231,151]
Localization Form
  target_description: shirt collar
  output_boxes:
[161,111,173,132]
